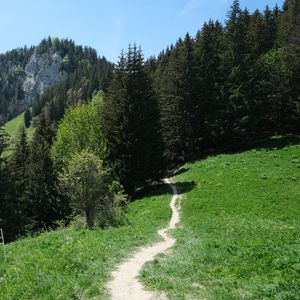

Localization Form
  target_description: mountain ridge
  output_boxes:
[0,37,113,123]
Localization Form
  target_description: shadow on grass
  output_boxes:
[133,180,196,200]
[174,181,196,195]
[171,167,190,177]
[192,135,300,163]
[251,135,300,151]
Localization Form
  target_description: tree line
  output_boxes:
[0,0,299,242]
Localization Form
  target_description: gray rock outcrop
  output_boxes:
[22,52,68,106]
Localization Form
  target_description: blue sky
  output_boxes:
[0,0,284,62]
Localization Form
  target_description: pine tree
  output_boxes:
[0,125,8,197]
[25,115,67,231]
[5,128,30,239]
[277,0,297,46]
[101,46,163,194]
[262,6,280,52]
[0,124,8,157]
[224,4,253,144]
[24,108,32,128]
[0,126,11,240]
[193,20,226,148]
[158,34,198,166]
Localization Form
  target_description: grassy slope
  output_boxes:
[4,111,34,147]
[0,185,171,299]
[0,138,299,300]
[141,138,300,299]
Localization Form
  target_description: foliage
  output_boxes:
[30,37,113,126]
[1,128,30,240]
[25,115,68,232]
[24,108,32,128]
[0,125,9,229]
[51,92,105,168]
[31,53,113,125]
[156,34,198,166]
[101,45,163,194]
[0,46,33,122]
[0,37,113,124]
[59,150,126,228]
[0,125,8,157]
[150,0,300,167]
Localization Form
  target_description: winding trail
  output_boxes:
[107,178,180,300]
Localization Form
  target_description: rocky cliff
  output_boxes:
[22,52,68,108]
[0,48,68,122]
[0,38,113,123]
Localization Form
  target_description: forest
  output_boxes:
[0,0,299,242]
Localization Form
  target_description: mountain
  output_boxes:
[0,37,113,123]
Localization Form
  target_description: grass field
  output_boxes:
[0,137,299,299]
[0,185,171,299]
[4,111,34,151]
[141,137,300,299]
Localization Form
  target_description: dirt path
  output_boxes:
[107,178,180,300]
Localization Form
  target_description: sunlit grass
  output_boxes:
[0,185,171,299]
[141,137,300,299]
[3,111,34,157]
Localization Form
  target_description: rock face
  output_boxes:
[22,52,68,106]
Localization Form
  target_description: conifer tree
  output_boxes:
[5,128,30,239]
[158,34,198,165]
[101,46,162,194]
[277,0,297,46]
[0,124,8,186]
[262,6,279,51]
[193,20,226,148]
[24,108,32,128]
[0,126,11,240]
[0,124,8,154]
[224,3,253,143]
[25,115,66,230]
[0,125,8,201]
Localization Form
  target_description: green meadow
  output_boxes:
[0,186,171,299]
[4,111,34,151]
[0,137,299,299]
[141,137,300,299]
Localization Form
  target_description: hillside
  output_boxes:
[0,185,171,299]
[0,2,299,299]
[0,37,113,123]
[141,137,300,299]
[0,137,299,299]
[4,111,34,146]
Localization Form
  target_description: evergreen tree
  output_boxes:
[24,108,32,128]
[0,125,8,197]
[193,20,226,148]
[277,0,297,46]
[0,126,10,239]
[262,5,279,52]
[158,34,198,166]
[101,46,163,194]
[224,4,253,143]
[4,128,30,240]
[25,115,67,231]
[0,124,8,157]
